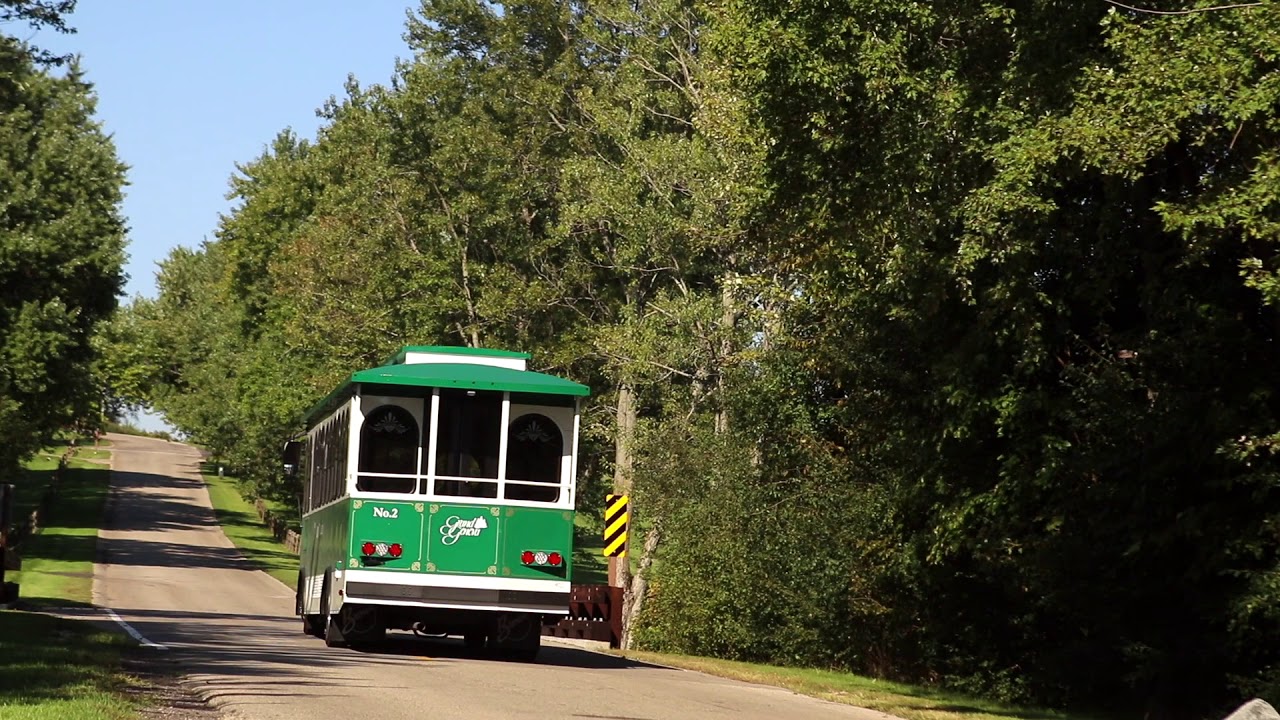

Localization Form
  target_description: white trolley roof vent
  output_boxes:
[387,346,529,371]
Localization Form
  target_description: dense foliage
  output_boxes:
[117,1,1280,717]
[0,2,127,475]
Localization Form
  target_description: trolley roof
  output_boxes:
[304,350,589,426]
[352,362,589,396]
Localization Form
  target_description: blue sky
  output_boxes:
[36,1,413,299]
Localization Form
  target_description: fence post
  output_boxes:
[1,483,17,604]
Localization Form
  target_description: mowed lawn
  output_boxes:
[1,438,153,719]
[201,468,300,588]
[0,612,142,720]
[10,440,112,605]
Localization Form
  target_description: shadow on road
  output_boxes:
[353,631,657,670]
[103,469,219,533]
[105,606,654,706]
[97,469,297,576]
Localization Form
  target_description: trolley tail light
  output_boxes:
[520,550,565,567]
[360,541,403,559]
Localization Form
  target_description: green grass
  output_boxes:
[0,612,143,719]
[11,446,114,607]
[572,513,608,584]
[2,441,151,719]
[617,651,1096,720]
[201,471,299,588]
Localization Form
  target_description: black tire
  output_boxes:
[297,572,322,637]
[320,571,345,648]
[296,572,305,616]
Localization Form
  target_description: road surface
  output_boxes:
[93,433,894,720]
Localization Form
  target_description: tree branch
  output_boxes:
[1102,0,1260,15]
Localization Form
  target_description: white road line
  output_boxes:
[104,608,168,650]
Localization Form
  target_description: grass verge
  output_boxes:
[12,443,114,606]
[0,612,143,719]
[617,651,1094,720]
[201,471,299,588]
[2,440,151,719]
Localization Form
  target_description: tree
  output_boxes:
[0,0,76,64]
[719,0,1280,714]
[0,30,126,472]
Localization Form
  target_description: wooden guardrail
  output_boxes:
[253,498,301,554]
[543,584,622,648]
[1,445,76,603]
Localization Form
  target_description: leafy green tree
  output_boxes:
[0,32,125,471]
[91,298,162,421]
[719,0,1280,714]
[1,0,76,63]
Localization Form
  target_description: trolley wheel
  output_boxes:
[320,571,345,648]
[297,572,323,637]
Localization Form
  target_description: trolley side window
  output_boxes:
[431,389,501,498]
[308,407,350,511]
[504,413,562,502]
[356,405,418,493]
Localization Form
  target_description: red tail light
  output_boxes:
[361,541,403,558]
[520,550,564,567]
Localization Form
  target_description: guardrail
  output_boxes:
[543,584,622,648]
[253,498,301,554]
[1,446,75,604]
[1,482,15,603]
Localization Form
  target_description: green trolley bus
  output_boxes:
[290,346,589,660]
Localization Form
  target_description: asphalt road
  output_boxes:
[94,433,895,720]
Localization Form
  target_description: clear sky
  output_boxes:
[35,1,414,300]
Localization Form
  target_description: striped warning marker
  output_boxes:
[604,494,629,558]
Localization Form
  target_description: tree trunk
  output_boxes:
[621,524,661,651]
[715,273,740,435]
[614,379,637,493]
[613,378,638,641]
[459,243,481,348]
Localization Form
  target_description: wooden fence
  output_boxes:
[253,498,300,554]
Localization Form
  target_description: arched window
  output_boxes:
[358,405,418,492]
[504,413,563,502]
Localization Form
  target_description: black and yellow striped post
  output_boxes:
[604,494,629,559]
